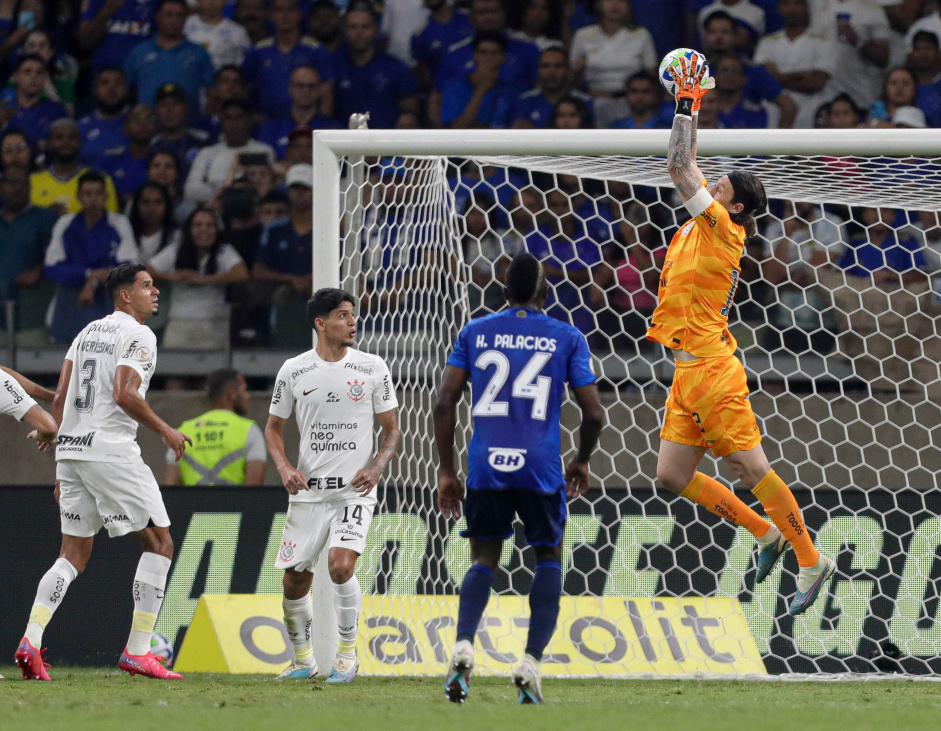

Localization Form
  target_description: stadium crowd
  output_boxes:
[0,0,939,375]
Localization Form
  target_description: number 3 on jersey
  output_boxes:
[472,350,552,420]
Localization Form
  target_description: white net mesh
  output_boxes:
[330,140,941,677]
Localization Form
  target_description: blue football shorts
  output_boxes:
[461,485,567,546]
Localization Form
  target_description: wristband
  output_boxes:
[675,96,694,117]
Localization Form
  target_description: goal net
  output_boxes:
[313,128,941,677]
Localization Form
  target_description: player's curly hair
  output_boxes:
[505,252,548,306]
[306,287,355,327]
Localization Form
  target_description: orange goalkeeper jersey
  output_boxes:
[646,194,746,357]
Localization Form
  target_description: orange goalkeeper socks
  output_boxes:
[681,472,771,539]
[751,470,819,568]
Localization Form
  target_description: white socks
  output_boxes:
[25,558,79,647]
[333,575,362,657]
[283,595,315,665]
[126,552,171,656]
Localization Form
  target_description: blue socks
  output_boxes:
[526,560,562,661]
[456,564,494,643]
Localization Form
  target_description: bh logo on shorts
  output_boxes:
[279,540,297,562]
[488,448,526,472]
[347,380,365,402]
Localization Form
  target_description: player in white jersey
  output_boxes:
[266,288,401,683]
[14,263,192,682]
[0,365,58,446]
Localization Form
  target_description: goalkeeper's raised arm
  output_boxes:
[666,54,713,202]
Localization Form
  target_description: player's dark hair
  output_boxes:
[207,368,242,401]
[77,169,107,190]
[472,30,508,53]
[307,287,355,327]
[505,252,547,306]
[105,263,147,302]
[727,170,767,239]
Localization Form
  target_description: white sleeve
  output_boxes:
[683,186,714,217]
[0,371,37,420]
[269,361,295,419]
[570,28,587,64]
[183,148,217,203]
[44,215,73,267]
[66,335,79,363]
[216,244,244,272]
[753,39,772,66]
[112,214,140,264]
[372,358,398,414]
[148,242,178,273]
[245,423,267,462]
[116,327,158,379]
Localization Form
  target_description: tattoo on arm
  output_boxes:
[668,115,703,201]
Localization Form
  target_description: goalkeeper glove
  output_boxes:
[670,55,715,117]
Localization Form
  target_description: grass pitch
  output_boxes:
[2,668,940,731]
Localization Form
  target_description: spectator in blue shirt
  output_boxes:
[123,0,216,122]
[307,0,344,53]
[1,55,69,149]
[431,0,540,124]
[150,82,212,177]
[256,66,342,159]
[333,5,420,129]
[243,0,335,121]
[235,0,270,46]
[79,0,158,69]
[838,208,928,281]
[253,163,313,291]
[412,0,473,91]
[513,45,591,128]
[44,170,139,343]
[97,104,158,203]
[910,29,941,127]
[703,10,796,127]
[523,188,601,337]
[441,32,519,129]
[0,165,58,308]
[610,70,669,129]
[549,94,595,129]
[714,53,791,128]
[78,67,130,166]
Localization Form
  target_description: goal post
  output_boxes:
[309,128,941,677]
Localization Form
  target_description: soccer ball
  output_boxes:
[659,48,710,97]
[150,632,174,667]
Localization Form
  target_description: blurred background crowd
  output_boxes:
[0,0,939,388]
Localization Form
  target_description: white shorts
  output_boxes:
[57,459,170,538]
[275,495,375,573]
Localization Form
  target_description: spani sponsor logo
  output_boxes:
[57,432,96,447]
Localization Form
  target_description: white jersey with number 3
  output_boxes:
[269,347,398,505]
[57,311,158,463]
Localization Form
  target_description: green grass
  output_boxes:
[2,668,941,731]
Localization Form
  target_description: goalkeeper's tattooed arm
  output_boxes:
[667,114,705,202]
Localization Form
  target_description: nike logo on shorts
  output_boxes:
[303,388,318,396]
[340,536,357,541]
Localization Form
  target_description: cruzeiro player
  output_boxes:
[266,288,401,683]
[14,263,192,681]
[649,54,834,616]
[434,253,604,704]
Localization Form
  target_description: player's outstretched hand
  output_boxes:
[437,473,464,520]
[279,465,308,495]
[351,463,383,495]
[163,427,193,462]
[564,459,590,499]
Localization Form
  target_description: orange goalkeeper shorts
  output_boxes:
[660,353,762,458]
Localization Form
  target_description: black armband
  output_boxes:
[675,96,694,117]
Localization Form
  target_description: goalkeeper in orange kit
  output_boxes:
[647,53,834,616]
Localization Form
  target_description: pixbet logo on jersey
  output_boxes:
[488,448,527,472]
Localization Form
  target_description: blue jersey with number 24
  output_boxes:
[447,307,595,494]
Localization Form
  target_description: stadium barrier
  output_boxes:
[3,485,941,674]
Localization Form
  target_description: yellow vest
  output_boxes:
[177,409,256,486]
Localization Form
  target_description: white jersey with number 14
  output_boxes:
[269,347,398,504]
